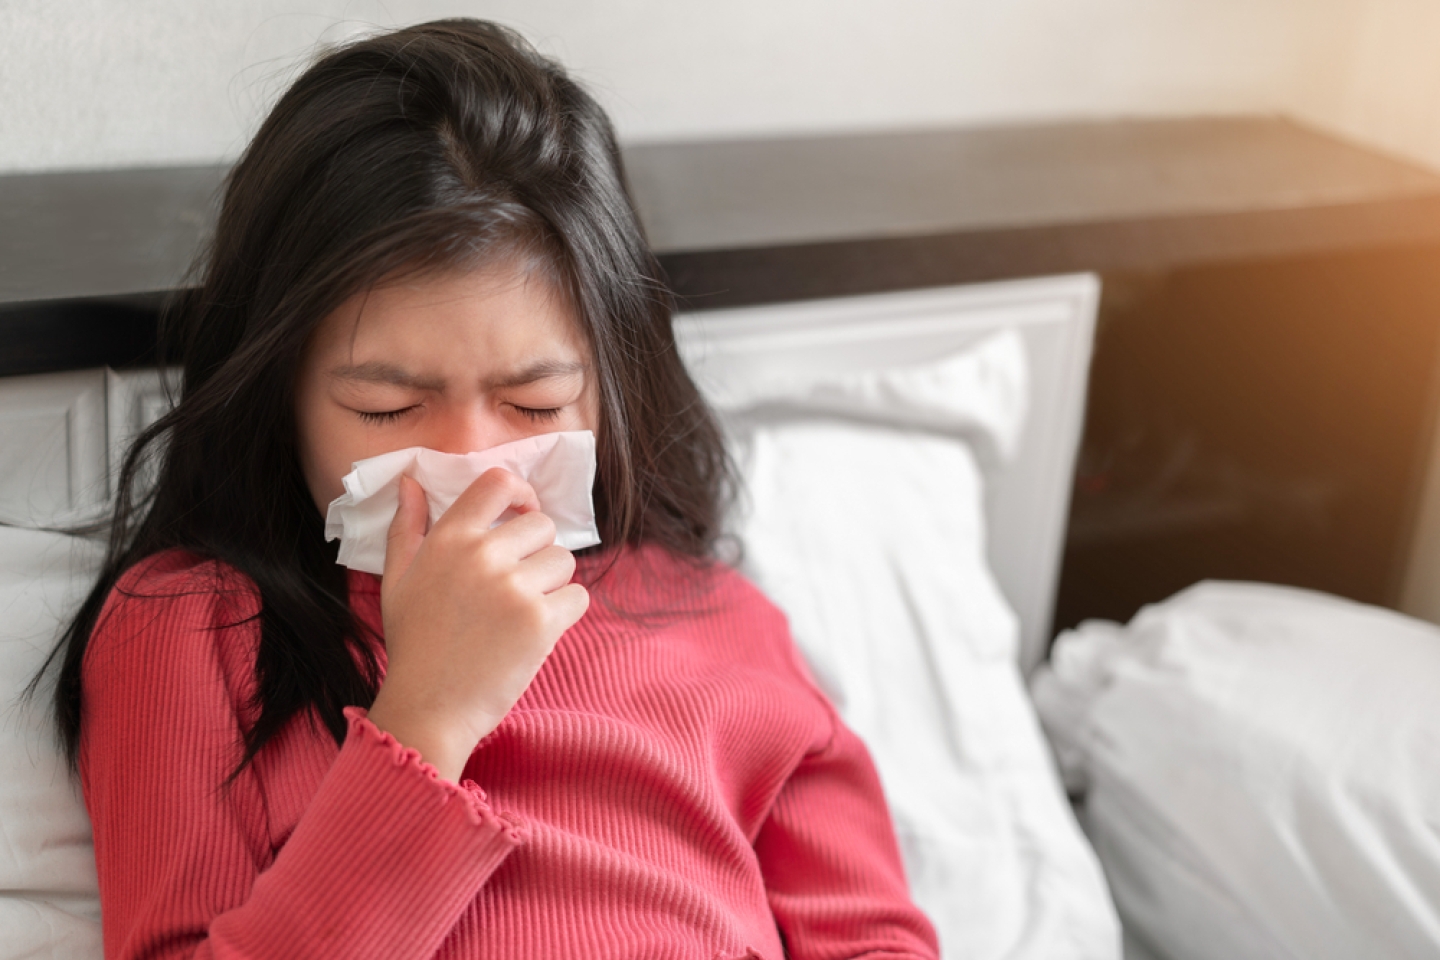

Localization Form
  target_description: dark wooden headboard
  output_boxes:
[6,116,1440,379]
[0,294,162,378]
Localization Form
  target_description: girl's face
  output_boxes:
[294,261,599,514]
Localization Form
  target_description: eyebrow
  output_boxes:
[327,359,586,391]
[484,359,588,390]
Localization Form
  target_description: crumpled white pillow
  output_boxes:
[707,329,1030,465]
[0,525,104,959]
[705,330,1120,960]
[1032,581,1440,960]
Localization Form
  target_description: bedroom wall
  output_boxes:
[0,0,1384,174]
[1298,0,1440,174]
[1323,4,1440,621]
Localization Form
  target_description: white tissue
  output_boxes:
[324,430,601,574]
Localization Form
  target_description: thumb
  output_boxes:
[384,474,428,581]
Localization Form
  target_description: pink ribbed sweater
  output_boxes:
[80,545,939,959]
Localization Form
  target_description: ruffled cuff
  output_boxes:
[216,707,525,959]
[342,706,527,839]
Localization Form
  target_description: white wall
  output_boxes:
[0,0,1400,174]
[1301,0,1440,173]
[1346,3,1440,621]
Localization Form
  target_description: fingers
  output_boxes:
[486,509,560,560]
[546,582,590,633]
[435,468,557,562]
[397,468,569,584]
[447,467,542,531]
[384,475,429,581]
[512,543,578,594]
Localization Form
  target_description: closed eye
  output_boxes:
[513,405,563,423]
[355,406,418,424]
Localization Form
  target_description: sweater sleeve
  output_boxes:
[753,706,940,960]
[79,558,522,960]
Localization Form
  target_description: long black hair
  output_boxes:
[42,19,733,772]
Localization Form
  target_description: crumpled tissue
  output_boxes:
[324,430,601,574]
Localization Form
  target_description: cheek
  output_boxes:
[580,383,606,467]
[293,384,354,511]
[581,379,602,434]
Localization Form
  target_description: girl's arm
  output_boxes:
[754,704,941,959]
[82,470,584,958]
[80,557,521,960]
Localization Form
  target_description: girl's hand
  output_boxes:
[366,469,590,782]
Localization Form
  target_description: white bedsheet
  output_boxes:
[0,526,104,959]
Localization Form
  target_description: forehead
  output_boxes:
[309,263,586,367]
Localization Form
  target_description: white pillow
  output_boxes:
[0,525,103,958]
[702,329,1030,464]
[709,332,1120,960]
[1032,582,1440,960]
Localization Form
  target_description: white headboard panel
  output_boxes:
[0,367,174,527]
[675,274,1099,671]
[0,369,108,525]
[105,367,175,499]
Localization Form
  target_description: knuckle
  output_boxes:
[497,568,525,595]
[429,524,462,553]
[486,467,521,492]
[557,548,577,576]
[474,540,506,574]
[515,601,548,637]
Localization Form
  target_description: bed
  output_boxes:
[4,267,1439,960]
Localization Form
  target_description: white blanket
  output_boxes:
[1033,582,1440,960]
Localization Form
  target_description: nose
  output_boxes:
[425,405,509,455]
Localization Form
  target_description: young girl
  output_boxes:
[51,19,940,959]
